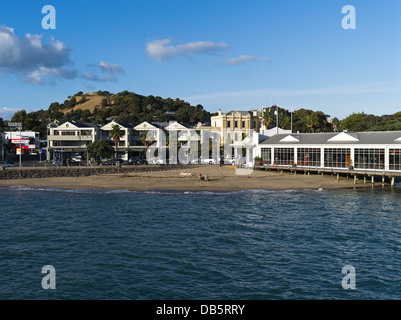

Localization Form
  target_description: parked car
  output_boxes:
[53,159,66,166]
[224,158,237,165]
[148,157,165,165]
[127,157,148,165]
[0,160,15,168]
[101,159,124,166]
[71,155,82,162]
[200,158,217,164]
[180,158,200,165]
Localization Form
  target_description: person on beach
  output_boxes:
[199,173,202,180]
[205,174,209,181]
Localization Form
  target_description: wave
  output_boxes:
[0,186,327,195]
[3,186,133,194]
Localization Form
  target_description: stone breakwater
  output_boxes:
[0,165,191,180]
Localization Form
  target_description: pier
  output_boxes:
[254,164,401,187]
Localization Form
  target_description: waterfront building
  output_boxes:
[201,109,261,159]
[4,131,40,155]
[255,131,401,173]
[100,120,134,160]
[47,121,99,161]
[133,121,168,158]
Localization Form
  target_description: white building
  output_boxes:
[47,121,99,160]
[4,131,40,154]
[100,120,134,160]
[255,131,401,173]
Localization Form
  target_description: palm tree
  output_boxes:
[108,124,124,159]
[306,113,320,133]
[278,112,291,130]
[261,109,274,129]
[140,131,156,148]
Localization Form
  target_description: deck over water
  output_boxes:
[254,165,401,185]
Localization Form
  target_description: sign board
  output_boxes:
[9,122,22,128]
[16,148,22,155]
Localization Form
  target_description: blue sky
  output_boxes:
[1,0,401,120]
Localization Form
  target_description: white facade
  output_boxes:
[47,121,99,160]
[255,131,401,173]
[100,121,133,160]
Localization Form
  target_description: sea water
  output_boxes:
[1,186,401,300]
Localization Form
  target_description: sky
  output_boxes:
[0,0,401,120]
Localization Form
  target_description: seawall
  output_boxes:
[0,165,190,180]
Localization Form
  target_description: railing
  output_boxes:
[48,135,93,141]
[254,163,401,177]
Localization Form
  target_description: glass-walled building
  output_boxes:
[256,131,401,172]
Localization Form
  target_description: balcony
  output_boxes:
[48,135,94,141]
[177,133,201,141]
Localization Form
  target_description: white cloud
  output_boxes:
[146,39,228,62]
[83,61,125,82]
[23,66,77,86]
[225,55,271,65]
[0,25,75,85]
[98,61,125,75]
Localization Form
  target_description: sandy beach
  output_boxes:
[0,165,384,191]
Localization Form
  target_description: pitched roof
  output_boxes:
[260,131,401,145]
[58,121,99,128]
[226,111,253,116]
[101,120,134,129]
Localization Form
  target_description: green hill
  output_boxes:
[6,90,211,138]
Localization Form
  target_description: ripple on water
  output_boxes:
[0,187,401,299]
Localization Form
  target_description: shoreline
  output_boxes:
[0,166,390,192]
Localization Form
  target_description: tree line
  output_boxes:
[260,107,401,133]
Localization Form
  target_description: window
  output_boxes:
[261,148,272,164]
[354,148,385,170]
[324,148,351,168]
[235,121,238,128]
[227,121,231,128]
[274,148,295,166]
[390,149,401,171]
[242,121,245,128]
[297,148,321,167]
[61,131,76,136]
